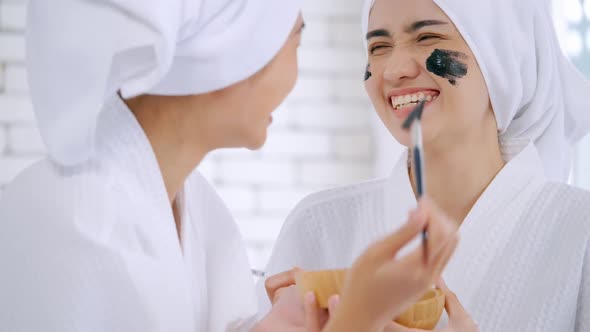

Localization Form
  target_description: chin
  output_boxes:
[387,127,411,148]
[245,133,268,150]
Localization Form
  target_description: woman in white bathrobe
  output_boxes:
[0,1,463,331]
[259,0,590,331]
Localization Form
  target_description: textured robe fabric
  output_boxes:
[258,142,590,331]
[0,97,258,332]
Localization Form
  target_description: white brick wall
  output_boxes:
[5,64,27,93]
[0,64,4,91]
[0,2,26,31]
[0,0,378,270]
[217,159,296,186]
[0,155,37,183]
[8,125,43,153]
[0,33,25,62]
[0,127,6,153]
[0,95,35,123]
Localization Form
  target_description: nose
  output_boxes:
[383,48,421,85]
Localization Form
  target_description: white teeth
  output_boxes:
[391,92,439,109]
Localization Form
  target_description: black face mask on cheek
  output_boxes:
[364,63,372,81]
[426,49,468,86]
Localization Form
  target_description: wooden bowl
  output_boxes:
[295,269,445,330]
[395,288,445,329]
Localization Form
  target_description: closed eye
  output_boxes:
[417,34,442,43]
[369,44,391,55]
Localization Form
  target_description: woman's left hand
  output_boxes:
[265,267,302,304]
[255,271,339,332]
[385,279,479,332]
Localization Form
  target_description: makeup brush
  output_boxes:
[402,100,427,260]
[251,269,265,277]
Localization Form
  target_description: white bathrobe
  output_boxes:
[257,142,590,331]
[0,97,258,332]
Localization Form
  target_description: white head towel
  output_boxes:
[27,0,301,165]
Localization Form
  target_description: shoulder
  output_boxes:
[263,178,389,275]
[0,161,154,330]
[535,181,590,238]
[540,182,590,215]
[0,157,117,247]
[287,177,389,224]
[2,158,105,208]
[273,176,390,254]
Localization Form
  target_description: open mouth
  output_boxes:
[390,91,440,111]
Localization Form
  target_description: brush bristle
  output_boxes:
[402,100,426,130]
[415,100,425,120]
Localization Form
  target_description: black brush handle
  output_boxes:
[413,145,428,259]
[413,146,424,197]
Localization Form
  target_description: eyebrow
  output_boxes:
[366,29,391,40]
[404,20,448,33]
[365,20,448,40]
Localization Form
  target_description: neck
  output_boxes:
[410,132,505,224]
[124,95,210,205]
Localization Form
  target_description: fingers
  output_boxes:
[384,322,406,332]
[436,279,468,322]
[416,197,458,266]
[327,295,340,316]
[386,198,458,288]
[435,278,479,331]
[386,321,422,332]
[368,208,428,263]
[273,285,296,306]
[265,267,302,304]
[304,292,322,332]
[430,232,459,277]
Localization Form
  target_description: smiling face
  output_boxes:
[364,0,496,149]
